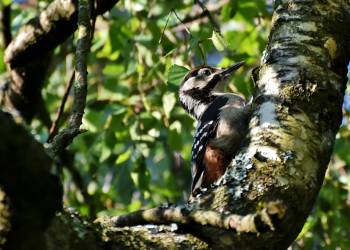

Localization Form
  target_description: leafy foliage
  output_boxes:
[1,0,349,248]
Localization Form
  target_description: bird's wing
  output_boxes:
[191,95,229,194]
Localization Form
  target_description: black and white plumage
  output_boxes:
[191,95,229,192]
[179,62,250,196]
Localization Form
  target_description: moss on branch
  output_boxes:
[98,201,286,234]
[49,0,92,155]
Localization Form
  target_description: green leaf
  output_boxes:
[1,0,11,6]
[188,37,200,52]
[83,110,107,133]
[131,169,150,191]
[167,64,189,86]
[221,0,239,21]
[99,144,112,162]
[0,50,5,72]
[211,31,227,51]
[87,181,98,195]
[116,149,132,165]
[256,0,269,16]
[162,92,176,118]
[115,164,134,204]
[168,121,183,151]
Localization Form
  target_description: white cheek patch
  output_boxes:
[183,77,197,91]
[196,78,209,90]
[182,77,210,91]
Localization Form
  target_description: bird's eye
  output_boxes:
[199,69,211,76]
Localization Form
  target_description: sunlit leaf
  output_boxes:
[87,181,98,195]
[0,50,5,72]
[1,0,11,6]
[162,92,176,118]
[100,145,112,162]
[116,149,132,165]
[211,31,227,51]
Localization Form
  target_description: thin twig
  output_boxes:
[195,0,221,33]
[198,41,207,65]
[172,9,191,36]
[47,0,97,142]
[170,0,229,29]
[49,0,92,155]
[170,9,209,64]
[158,11,172,44]
[70,0,91,129]
[47,71,75,143]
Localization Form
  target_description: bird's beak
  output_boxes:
[209,61,245,92]
[218,61,245,77]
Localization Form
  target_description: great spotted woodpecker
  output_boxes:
[179,62,250,196]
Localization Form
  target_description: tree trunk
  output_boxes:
[1,0,349,249]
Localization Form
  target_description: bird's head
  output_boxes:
[179,61,244,119]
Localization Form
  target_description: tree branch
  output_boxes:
[1,4,12,48]
[0,111,62,249]
[4,0,117,68]
[104,201,286,234]
[2,0,118,124]
[47,70,75,143]
[49,0,92,155]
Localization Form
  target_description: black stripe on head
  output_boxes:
[182,68,201,83]
[201,73,222,92]
[181,66,217,85]
[181,66,220,102]
[182,70,222,103]
[183,87,216,104]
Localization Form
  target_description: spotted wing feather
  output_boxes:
[191,95,229,193]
